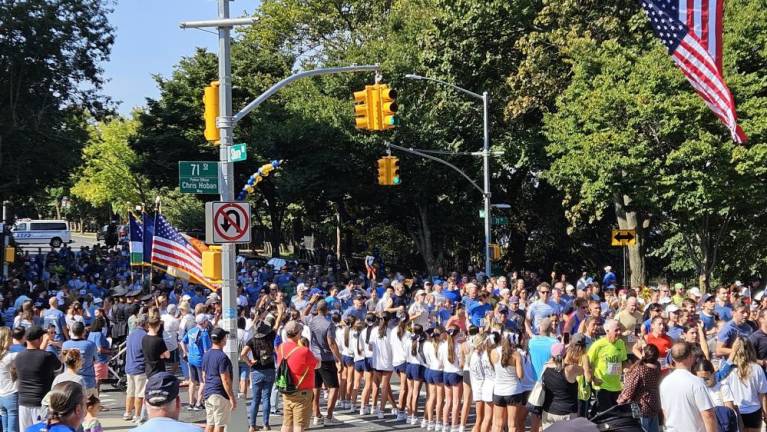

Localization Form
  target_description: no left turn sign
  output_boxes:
[205,201,252,244]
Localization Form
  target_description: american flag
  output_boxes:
[679,0,723,72]
[640,0,747,143]
[151,215,208,284]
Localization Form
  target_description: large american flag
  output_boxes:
[151,215,208,284]
[640,0,747,143]
[679,0,723,72]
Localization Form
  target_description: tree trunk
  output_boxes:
[409,204,438,275]
[613,193,646,288]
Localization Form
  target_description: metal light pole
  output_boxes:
[404,74,492,277]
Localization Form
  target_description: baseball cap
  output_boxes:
[666,304,680,313]
[210,327,229,341]
[674,283,685,290]
[195,313,209,324]
[551,342,566,357]
[688,287,702,297]
[145,372,180,406]
[509,296,520,304]
[284,320,302,337]
[26,325,45,341]
[702,293,715,303]
[416,289,426,297]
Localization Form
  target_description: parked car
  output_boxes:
[12,219,71,248]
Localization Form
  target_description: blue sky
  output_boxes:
[103,0,260,115]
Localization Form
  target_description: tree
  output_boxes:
[71,116,152,215]
[0,0,114,201]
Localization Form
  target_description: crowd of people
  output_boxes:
[1,243,767,432]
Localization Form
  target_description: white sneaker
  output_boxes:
[359,405,367,416]
[344,400,351,410]
[376,408,384,419]
[313,416,324,426]
[427,421,434,431]
[391,408,399,415]
[349,404,356,413]
[458,425,465,432]
[397,412,407,421]
[421,418,428,429]
[434,422,441,432]
[325,417,341,425]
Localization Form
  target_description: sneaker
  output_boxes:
[324,417,341,425]
[421,419,427,429]
[458,426,465,432]
[391,408,399,416]
[313,416,324,426]
[359,406,367,416]
[411,416,418,426]
[434,422,441,432]
[427,421,434,431]
[261,426,271,431]
[376,408,384,419]
[348,404,356,413]
[344,400,352,410]
[122,412,133,421]
[397,412,407,421]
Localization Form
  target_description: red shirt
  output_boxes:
[645,333,673,368]
[276,340,317,391]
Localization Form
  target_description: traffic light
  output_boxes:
[202,246,222,280]
[354,86,373,130]
[490,244,502,262]
[377,157,388,185]
[390,156,400,185]
[4,247,14,264]
[378,85,398,130]
[203,81,220,143]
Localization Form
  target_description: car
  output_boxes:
[12,219,71,248]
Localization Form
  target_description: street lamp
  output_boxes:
[404,73,493,277]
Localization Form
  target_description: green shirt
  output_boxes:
[587,336,627,392]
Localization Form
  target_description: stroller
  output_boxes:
[545,404,644,432]
[105,341,127,391]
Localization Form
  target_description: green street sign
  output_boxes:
[229,143,247,162]
[479,210,486,218]
[179,161,219,194]
[493,216,509,226]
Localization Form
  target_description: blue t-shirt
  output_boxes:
[718,320,753,348]
[62,338,98,388]
[202,348,233,400]
[700,312,717,331]
[26,422,76,432]
[667,324,684,341]
[715,304,733,322]
[526,301,560,334]
[41,308,66,342]
[444,289,461,304]
[87,330,110,363]
[8,343,25,353]
[342,306,367,322]
[467,302,492,327]
[125,328,147,375]
[182,327,212,367]
[528,335,557,380]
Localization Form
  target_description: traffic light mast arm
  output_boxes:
[386,143,485,197]
[233,65,381,123]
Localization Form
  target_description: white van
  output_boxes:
[12,219,71,247]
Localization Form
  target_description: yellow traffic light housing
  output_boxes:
[202,245,222,280]
[354,86,373,130]
[203,81,220,144]
[490,244,502,262]
[377,156,400,186]
[390,156,400,185]
[4,247,14,264]
[378,85,398,130]
[377,158,388,185]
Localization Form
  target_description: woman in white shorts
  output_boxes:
[479,333,497,432]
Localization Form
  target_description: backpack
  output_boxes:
[275,344,309,394]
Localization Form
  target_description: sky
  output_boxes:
[103,0,260,115]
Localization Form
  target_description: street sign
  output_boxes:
[611,229,637,246]
[229,143,247,162]
[492,216,509,226]
[179,161,219,194]
[205,201,252,244]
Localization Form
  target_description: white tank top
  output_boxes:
[480,351,495,383]
[371,330,393,370]
[439,341,461,373]
[388,328,409,367]
[423,341,443,371]
[350,331,365,361]
[492,346,522,396]
[469,350,484,383]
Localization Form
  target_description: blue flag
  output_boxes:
[142,213,155,265]
[128,213,144,266]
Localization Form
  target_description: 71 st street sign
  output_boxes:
[179,161,219,194]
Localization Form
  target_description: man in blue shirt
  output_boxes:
[181,314,212,411]
[715,286,733,322]
[201,327,236,432]
[130,372,200,432]
[125,314,147,423]
[467,292,492,327]
[41,297,67,354]
[602,266,617,287]
[342,295,367,322]
[525,283,560,337]
[528,317,558,380]
[62,322,98,396]
[716,300,752,358]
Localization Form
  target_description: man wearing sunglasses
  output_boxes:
[524,283,561,337]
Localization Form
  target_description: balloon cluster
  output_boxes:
[237,160,282,201]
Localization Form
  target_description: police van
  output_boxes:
[12,219,71,248]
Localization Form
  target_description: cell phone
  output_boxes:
[563,333,570,344]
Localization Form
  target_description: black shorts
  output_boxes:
[167,349,179,363]
[493,394,515,407]
[508,391,530,406]
[314,360,339,389]
[742,409,763,429]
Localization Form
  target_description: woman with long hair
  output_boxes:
[423,327,445,430]
[540,342,582,429]
[489,332,523,432]
[0,327,20,432]
[723,337,767,432]
[87,315,111,396]
[512,334,536,432]
[617,344,661,432]
[357,313,377,415]
[479,332,498,432]
[440,325,463,432]
[340,316,357,411]
[459,327,479,432]
[406,324,427,426]
[333,313,349,411]
[29,381,87,432]
[370,315,396,419]
[12,301,35,330]
[389,315,410,421]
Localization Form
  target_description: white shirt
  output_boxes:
[723,362,767,414]
[706,381,734,407]
[439,340,461,374]
[0,353,18,397]
[408,302,429,328]
[161,313,180,351]
[350,331,365,362]
[370,330,392,371]
[407,339,424,365]
[388,328,409,367]
[660,368,715,432]
[423,341,442,371]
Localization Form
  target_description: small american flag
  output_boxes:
[151,215,208,284]
[640,0,747,143]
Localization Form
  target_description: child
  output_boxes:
[83,395,104,432]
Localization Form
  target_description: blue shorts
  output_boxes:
[342,355,354,367]
[239,363,249,381]
[406,363,425,382]
[443,372,462,386]
[393,363,407,374]
[425,369,444,385]
[189,364,202,383]
[354,358,373,372]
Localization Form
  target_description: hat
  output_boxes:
[416,289,426,297]
[666,304,680,313]
[565,284,575,293]
[604,266,612,272]
[79,289,87,296]
[166,304,177,315]
[207,292,220,301]
[145,372,180,406]
[26,325,45,341]
[688,287,702,297]
[93,297,103,305]
[674,283,685,290]
[284,320,302,337]
[264,313,276,327]
[551,342,566,357]
[297,283,307,292]
[33,300,45,309]
[181,294,192,302]
[570,333,586,346]
[606,284,617,291]
[702,293,715,303]
[210,327,229,341]
[195,313,209,324]
[650,286,660,291]
[111,287,128,297]
[509,296,520,304]
[253,322,273,339]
